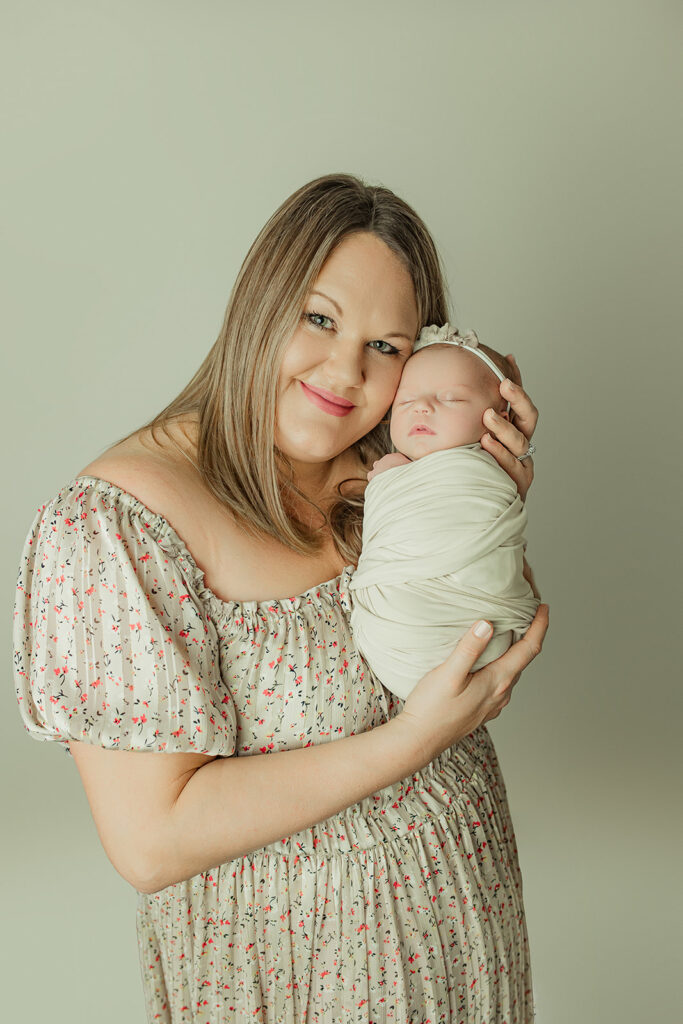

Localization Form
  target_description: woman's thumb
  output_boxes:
[445,620,493,680]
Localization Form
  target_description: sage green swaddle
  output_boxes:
[349,443,540,700]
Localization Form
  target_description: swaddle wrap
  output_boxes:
[348,443,540,700]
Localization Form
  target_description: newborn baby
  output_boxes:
[348,324,540,701]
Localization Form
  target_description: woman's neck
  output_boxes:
[151,414,367,520]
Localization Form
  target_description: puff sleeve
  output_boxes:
[13,479,237,758]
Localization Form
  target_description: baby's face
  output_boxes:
[389,345,508,460]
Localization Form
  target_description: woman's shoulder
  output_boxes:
[74,419,266,604]
[70,424,365,604]
[77,419,198,522]
[17,421,210,590]
[76,418,240,552]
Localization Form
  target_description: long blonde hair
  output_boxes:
[114,173,450,564]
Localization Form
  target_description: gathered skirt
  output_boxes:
[136,725,534,1024]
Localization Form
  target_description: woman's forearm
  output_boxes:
[146,717,419,893]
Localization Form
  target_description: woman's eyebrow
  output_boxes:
[310,289,413,342]
[311,289,343,315]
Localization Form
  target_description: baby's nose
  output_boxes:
[413,396,434,412]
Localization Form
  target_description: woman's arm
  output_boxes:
[68,719,416,894]
[69,607,548,895]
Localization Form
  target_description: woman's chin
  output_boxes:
[276,417,372,466]
[275,432,349,466]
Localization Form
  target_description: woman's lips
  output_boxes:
[299,381,355,417]
[408,424,436,436]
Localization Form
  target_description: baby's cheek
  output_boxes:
[388,411,401,443]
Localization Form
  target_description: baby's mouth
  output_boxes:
[408,424,436,436]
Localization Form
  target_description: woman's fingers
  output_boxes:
[483,406,534,456]
[500,379,538,442]
[442,618,495,692]
[395,607,548,766]
[480,431,534,501]
[477,358,538,500]
[486,604,549,699]
[396,619,496,765]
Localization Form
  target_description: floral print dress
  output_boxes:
[13,476,535,1023]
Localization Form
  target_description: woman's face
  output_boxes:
[276,231,419,470]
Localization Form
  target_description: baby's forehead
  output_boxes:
[398,345,490,391]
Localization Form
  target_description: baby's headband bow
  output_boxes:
[413,323,511,414]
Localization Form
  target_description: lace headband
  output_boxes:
[413,323,511,414]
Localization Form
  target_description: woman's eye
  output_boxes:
[369,339,400,356]
[303,312,399,357]
[303,311,335,331]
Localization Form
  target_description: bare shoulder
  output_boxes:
[76,425,368,602]
[79,421,182,496]
[76,417,226,543]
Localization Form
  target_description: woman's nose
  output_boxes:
[324,344,364,387]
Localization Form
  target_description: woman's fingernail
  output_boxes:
[485,408,498,421]
[474,620,492,638]
[504,378,516,390]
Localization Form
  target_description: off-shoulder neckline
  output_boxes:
[67,475,354,616]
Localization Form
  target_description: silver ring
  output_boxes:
[517,440,536,462]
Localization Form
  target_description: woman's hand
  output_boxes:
[390,604,549,770]
[481,354,538,501]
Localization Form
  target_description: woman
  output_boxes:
[14,173,549,1023]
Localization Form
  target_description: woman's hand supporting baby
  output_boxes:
[481,356,538,502]
[389,605,550,770]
